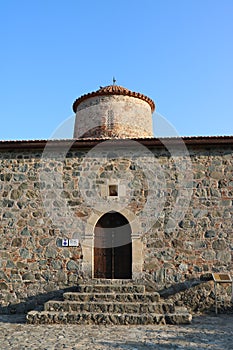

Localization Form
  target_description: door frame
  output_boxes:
[94,211,132,279]
[82,208,143,280]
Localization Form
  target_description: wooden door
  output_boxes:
[114,243,132,279]
[94,212,132,279]
[94,224,112,278]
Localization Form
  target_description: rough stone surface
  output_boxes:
[26,282,191,325]
[1,313,233,349]
[0,143,233,314]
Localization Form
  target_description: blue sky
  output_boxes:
[0,0,233,140]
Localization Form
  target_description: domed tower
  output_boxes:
[72,84,155,139]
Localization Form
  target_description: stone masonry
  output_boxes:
[26,281,192,325]
[0,137,232,314]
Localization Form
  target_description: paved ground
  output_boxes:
[0,313,232,350]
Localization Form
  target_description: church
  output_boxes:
[0,84,232,322]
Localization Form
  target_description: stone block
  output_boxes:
[67,260,80,271]
[45,247,57,258]
[0,282,8,290]
[11,237,22,247]
[212,239,227,250]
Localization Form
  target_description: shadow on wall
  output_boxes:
[157,276,212,298]
[146,274,233,314]
[145,274,212,296]
[0,286,78,323]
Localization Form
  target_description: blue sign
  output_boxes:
[62,238,69,247]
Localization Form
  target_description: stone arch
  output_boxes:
[93,211,132,279]
[82,209,143,279]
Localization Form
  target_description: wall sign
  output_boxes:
[62,238,69,247]
[212,273,233,315]
[61,238,79,247]
[69,239,79,247]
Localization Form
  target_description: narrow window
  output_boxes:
[107,110,114,129]
[109,184,118,197]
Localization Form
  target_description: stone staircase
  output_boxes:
[26,281,192,325]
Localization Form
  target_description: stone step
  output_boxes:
[85,279,134,285]
[63,292,160,303]
[76,284,145,294]
[27,310,191,325]
[45,300,175,314]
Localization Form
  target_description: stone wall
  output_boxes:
[144,146,233,290]
[0,149,84,313]
[143,145,233,312]
[0,141,232,313]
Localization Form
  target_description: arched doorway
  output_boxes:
[94,211,132,279]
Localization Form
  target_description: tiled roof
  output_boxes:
[0,136,233,150]
[72,85,155,113]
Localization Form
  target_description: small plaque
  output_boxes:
[62,238,69,247]
[69,239,79,247]
[212,273,232,282]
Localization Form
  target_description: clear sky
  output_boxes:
[1,0,233,140]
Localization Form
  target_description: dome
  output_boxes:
[73,84,155,139]
[73,85,155,113]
